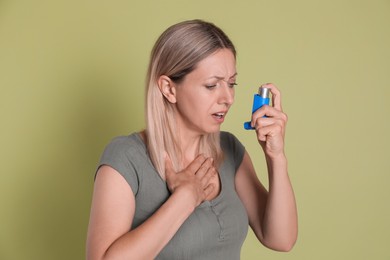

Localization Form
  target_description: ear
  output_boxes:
[157,75,177,103]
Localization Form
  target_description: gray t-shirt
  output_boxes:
[98,131,248,260]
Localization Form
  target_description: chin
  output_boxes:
[204,125,221,134]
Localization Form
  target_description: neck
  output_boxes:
[178,130,203,166]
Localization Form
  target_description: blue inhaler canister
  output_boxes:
[243,87,270,130]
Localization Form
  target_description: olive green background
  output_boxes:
[1,0,389,259]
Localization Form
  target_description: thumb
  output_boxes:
[164,153,175,178]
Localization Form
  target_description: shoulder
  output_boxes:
[220,131,244,149]
[102,133,146,159]
[105,133,144,150]
[220,131,246,171]
[98,132,147,195]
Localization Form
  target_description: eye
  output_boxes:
[229,82,238,88]
[205,84,217,89]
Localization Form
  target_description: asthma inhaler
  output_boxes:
[243,86,270,130]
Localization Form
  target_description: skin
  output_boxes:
[86,48,298,260]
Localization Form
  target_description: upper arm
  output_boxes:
[235,151,268,241]
[86,165,135,260]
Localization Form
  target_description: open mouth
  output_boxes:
[212,112,225,119]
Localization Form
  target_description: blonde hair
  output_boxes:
[145,19,236,179]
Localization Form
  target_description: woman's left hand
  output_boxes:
[251,83,288,158]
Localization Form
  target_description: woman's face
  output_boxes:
[174,48,237,135]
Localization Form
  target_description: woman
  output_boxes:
[86,19,297,260]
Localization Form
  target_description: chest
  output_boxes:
[132,164,249,259]
[158,193,249,259]
[204,172,221,201]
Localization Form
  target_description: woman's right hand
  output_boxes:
[165,154,216,208]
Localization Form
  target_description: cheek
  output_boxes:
[176,97,201,116]
[187,100,209,114]
[176,88,216,115]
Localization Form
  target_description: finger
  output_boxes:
[200,166,216,186]
[253,117,275,129]
[253,113,287,128]
[195,157,214,178]
[164,154,175,178]
[255,124,284,142]
[186,154,207,174]
[261,83,282,111]
[203,183,215,198]
[251,106,286,127]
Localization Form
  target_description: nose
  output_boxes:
[218,83,235,106]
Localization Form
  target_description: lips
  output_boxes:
[212,111,228,123]
[212,112,225,119]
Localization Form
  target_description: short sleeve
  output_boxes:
[220,131,246,172]
[97,136,139,195]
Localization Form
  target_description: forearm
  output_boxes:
[262,153,298,251]
[103,191,194,260]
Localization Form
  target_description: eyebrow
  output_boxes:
[207,72,238,80]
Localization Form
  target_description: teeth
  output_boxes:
[214,113,225,118]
